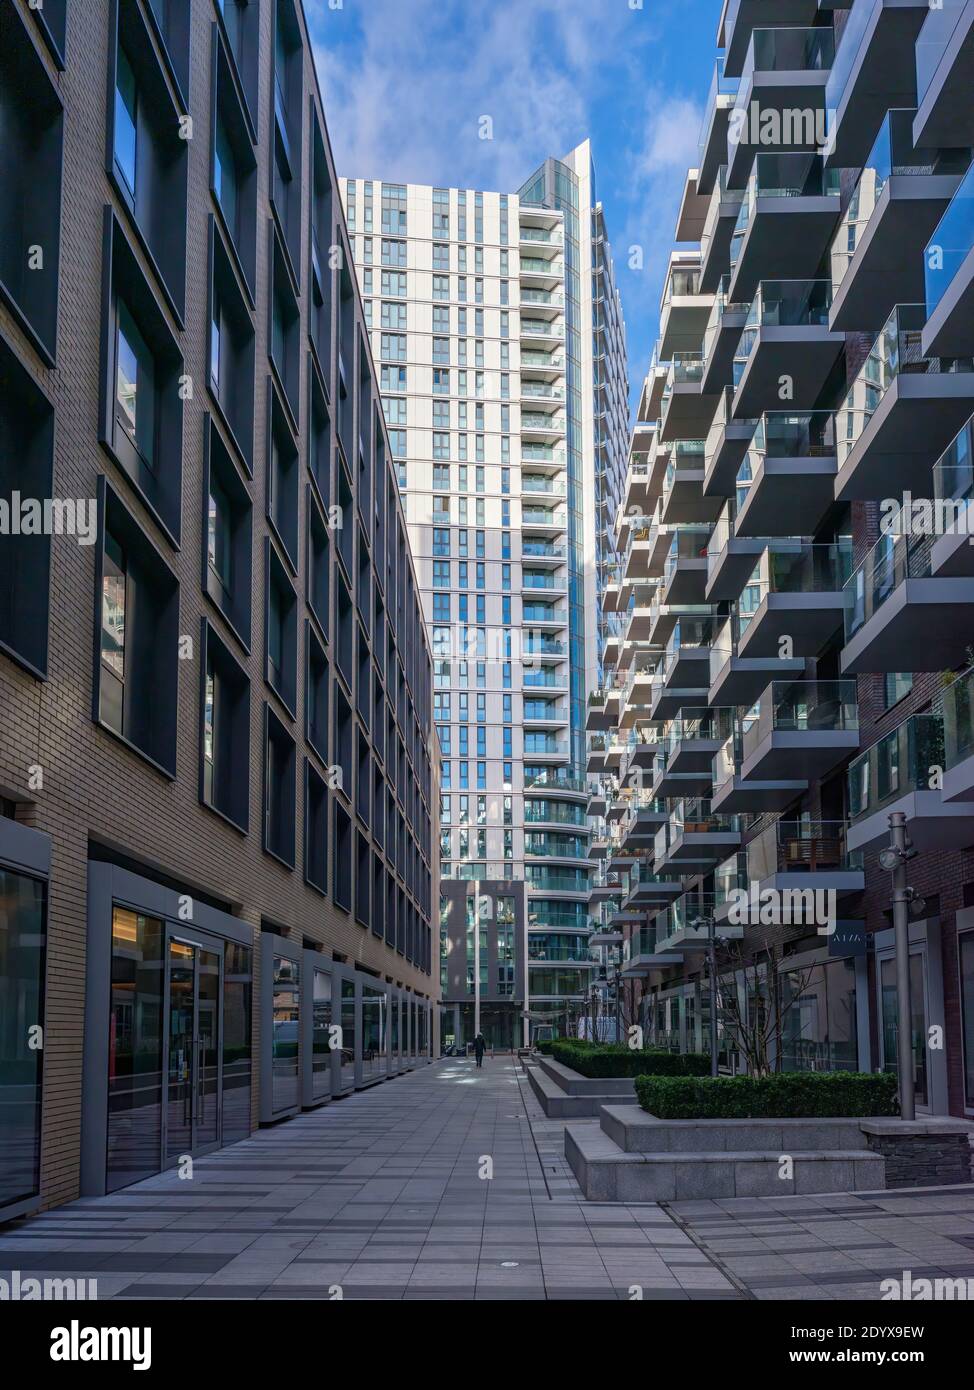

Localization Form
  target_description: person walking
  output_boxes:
[473,1032,487,1068]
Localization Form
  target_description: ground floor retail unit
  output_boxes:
[0,820,433,1222]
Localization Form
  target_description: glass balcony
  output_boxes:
[700,56,739,157]
[665,707,735,758]
[835,304,974,466]
[521,350,565,368]
[524,801,587,826]
[848,712,945,820]
[926,162,974,318]
[664,527,710,584]
[669,798,741,838]
[933,413,974,510]
[740,26,835,87]
[524,771,587,792]
[825,0,880,116]
[525,832,589,860]
[522,573,565,591]
[528,940,593,964]
[521,319,565,338]
[842,529,932,643]
[522,507,566,527]
[667,352,705,386]
[703,276,749,364]
[734,280,833,385]
[715,851,748,914]
[519,226,563,246]
[944,666,974,772]
[741,680,859,764]
[734,541,854,613]
[520,257,565,276]
[523,602,566,623]
[525,866,590,893]
[663,615,717,673]
[916,0,968,107]
[831,110,945,293]
[522,540,566,559]
[731,153,840,270]
[662,265,702,307]
[746,820,864,879]
[523,635,566,656]
[524,670,568,689]
[521,383,565,400]
[521,474,566,493]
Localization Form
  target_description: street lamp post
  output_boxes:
[708,917,719,1079]
[879,811,918,1121]
[473,881,481,1042]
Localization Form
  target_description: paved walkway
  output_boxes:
[0,1058,737,1301]
[6,1058,972,1300]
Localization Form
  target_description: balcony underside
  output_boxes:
[653,767,714,800]
[661,475,724,526]
[923,246,974,360]
[727,74,829,187]
[700,199,744,292]
[728,199,840,304]
[712,775,808,814]
[709,655,805,707]
[737,592,845,658]
[722,0,821,78]
[621,951,685,977]
[829,178,963,333]
[665,829,743,864]
[758,869,866,902]
[651,683,710,721]
[913,1,974,148]
[702,311,749,395]
[734,455,838,536]
[703,420,756,497]
[660,299,713,359]
[841,578,974,672]
[662,558,709,606]
[668,737,725,774]
[660,385,722,443]
[663,648,712,691]
[834,373,974,500]
[733,328,844,417]
[825,0,930,169]
[740,728,861,782]
[705,538,766,602]
[848,790,974,854]
[658,923,745,953]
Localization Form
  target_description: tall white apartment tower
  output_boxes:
[342,140,628,1045]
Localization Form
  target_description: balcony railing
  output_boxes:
[522,383,565,400]
[741,26,835,86]
[524,636,566,655]
[665,706,735,758]
[831,110,952,293]
[916,0,968,108]
[835,304,974,465]
[669,798,741,838]
[741,680,859,764]
[825,0,881,119]
[926,161,974,318]
[703,276,748,363]
[524,771,587,792]
[662,266,702,308]
[520,257,565,275]
[664,527,710,583]
[944,666,974,773]
[699,56,739,163]
[933,413,974,511]
[524,801,587,826]
[735,542,854,619]
[848,712,945,820]
[843,529,933,642]
[522,474,566,493]
[747,820,864,879]
[522,507,567,527]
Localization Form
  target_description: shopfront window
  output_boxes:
[340,979,356,1087]
[107,908,164,1192]
[781,957,858,1073]
[0,869,47,1211]
[362,985,386,1077]
[271,955,299,1112]
[961,933,974,1109]
[222,940,252,1142]
[311,967,332,1100]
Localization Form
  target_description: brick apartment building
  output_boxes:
[0,0,437,1222]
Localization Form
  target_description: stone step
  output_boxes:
[525,1063,621,1118]
[538,1056,636,1098]
[600,1104,872,1155]
[565,1123,886,1201]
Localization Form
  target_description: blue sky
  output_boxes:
[306,0,722,411]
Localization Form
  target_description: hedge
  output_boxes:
[550,1041,711,1079]
[634,1071,899,1119]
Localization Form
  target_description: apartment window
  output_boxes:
[0,340,54,675]
[265,539,297,715]
[381,332,407,362]
[433,336,449,364]
[109,8,189,318]
[433,274,449,301]
[433,243,449,271]
[267,383,299,568]
[310,115,334,379]
[433,432,451,460]
[432,187,449,239]
[215,0,259,134]
[271,0,304,276]
[96,483,179,775]
[383,397,407,426]
[381,237,407,266]
[305,759,329,895]
[209,220,256,470]
[381,183,407,233]
[433,560,450,589]
[307,487,330,640]
[269,224,300,418]
[203,417,252,645]
[263,704,296,868]
[382,364,407,392]
[458,276,467,303]
[200,621,250,831]
[433,593,451,622]
[381,270,407,297]
[432,368,449,395]
[213,34,258,297]
[884,674,913,710]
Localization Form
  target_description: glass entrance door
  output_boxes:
[879,951,928,1107]
[165,936,222,1163]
